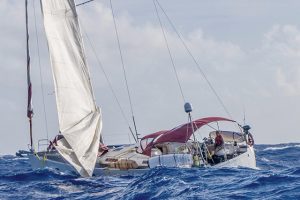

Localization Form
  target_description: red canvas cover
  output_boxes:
[141,117,235,156]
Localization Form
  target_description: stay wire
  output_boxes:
[80,24,137,143]
[153,0,186,104]
[155,0,233,119]
[33,0,49,141]
[76,0,95,7]
[109,0,139,140]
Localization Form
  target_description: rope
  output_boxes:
[33,0,49,141]
[189,115,207,167]
[80,23,137,143]
[193,121,214,166]
[109,0,139,140]
[243,105,246,125]
[155,0,233,119]
[153,0,186,103]
[76,0,95,7]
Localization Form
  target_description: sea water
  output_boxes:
[0,144,299,199]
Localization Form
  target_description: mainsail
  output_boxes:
[41,0,102,177]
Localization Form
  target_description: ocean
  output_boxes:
[0,143,299,199]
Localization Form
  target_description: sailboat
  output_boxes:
[20,0,256,177]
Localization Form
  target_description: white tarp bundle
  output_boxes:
[41,0,102,177]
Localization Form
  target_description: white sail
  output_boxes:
[41,0,101,177]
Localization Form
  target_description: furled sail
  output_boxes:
[41,0,101,177]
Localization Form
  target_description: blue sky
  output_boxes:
[1,0,300,154]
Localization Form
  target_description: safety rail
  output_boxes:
[38,139,50,152]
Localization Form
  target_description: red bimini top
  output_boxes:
[141,117,235,156]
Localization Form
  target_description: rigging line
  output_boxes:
[76,0,95,7]
[153,0,186,103]
[155,0,233,119]
[109,0,139,140]
[204,123,218,131]
[190,120,207,167]
[243,105,246,125]
[80,25,137,143]
[193,121,210,166]
[33,0,49,141]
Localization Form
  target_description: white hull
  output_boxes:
[28,146,256,176]
[212,146,257,169]
[28,154,75,174]
[28,153,149,176]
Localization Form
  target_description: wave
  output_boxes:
[12,157,28,161]
[260,157,270,162]
[0,168,76,182]
[262,144,300,151]
[1,144,300,199]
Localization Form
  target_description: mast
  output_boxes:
[25,0,34,150]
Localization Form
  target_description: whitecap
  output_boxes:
[12,157,29,160]
[263,145,300,151]
[261,157,270,162]
[57,184,83,193]
[263,146,292,151]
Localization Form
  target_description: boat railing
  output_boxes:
[38,139,50,152]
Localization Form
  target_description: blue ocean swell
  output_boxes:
[0,144,299,200]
